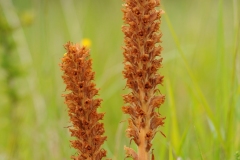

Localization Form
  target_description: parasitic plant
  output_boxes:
[60,0,166,159]
[122,0,165,159]
[60,42,107,160]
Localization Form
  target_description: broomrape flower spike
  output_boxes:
[60,42,107,160]
[122,0,165,159]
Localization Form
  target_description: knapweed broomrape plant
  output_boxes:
[122,0,165,159]
[60,0,165,159]
[60,42,107,160]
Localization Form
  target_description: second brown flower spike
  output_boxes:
[122,0,165,159]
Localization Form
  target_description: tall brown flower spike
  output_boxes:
[60,42,107,160]
[122,0,165,159]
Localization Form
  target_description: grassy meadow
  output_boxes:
[0,0,240,159]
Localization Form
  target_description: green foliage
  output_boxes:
[0,8,24,160]
[0,0,239,159]
[236,151,240,160]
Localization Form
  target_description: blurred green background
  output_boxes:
[0,0,239,159]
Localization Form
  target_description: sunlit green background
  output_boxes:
[0,0,239,159]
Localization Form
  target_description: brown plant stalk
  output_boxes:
[60,42,107,160]
[122,0,165,159]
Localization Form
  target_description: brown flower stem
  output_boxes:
[138,128,149,160]
[138,89,149,159]
[60,42,107,160]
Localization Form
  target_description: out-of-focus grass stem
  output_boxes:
[162,4,225,150]
[227,0,240,157]
[0,0,46,124]
[166,79,180,153]
[60,0,82,41]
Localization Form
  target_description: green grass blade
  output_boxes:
[166,78,180,152]
[177,125,189,156]
[169,144,174,160]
